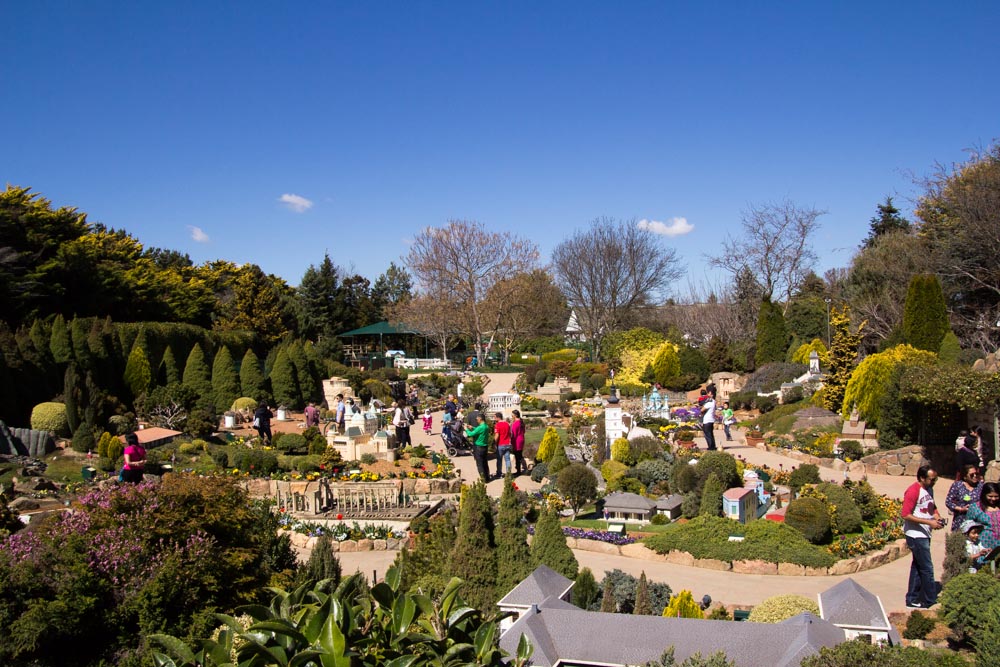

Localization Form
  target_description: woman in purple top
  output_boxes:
[946,464,983,531]
[510,409,527,475]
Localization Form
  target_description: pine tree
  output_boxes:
[536,426,561,462]
[182,343,213,407]
[269,348,301,409]
[547,442,570,476]
[240,349,266,399]
[902,274,950,353]
[397,511,456,595]
[938,331,962,363]
[50,314,72,364]
[531,506,578,579]
[705,336,735,373]
[123,344,152,402]
[159,345,181,385]
[755,297,789,366]
[63,362,81,434]
[821,305,865,413]
[633,572,652,615]
[495,476,533,596]
[70,318,92,369]
[663,590,703,619]
[448,482,497,610]
[212,346,241,411]
[296,534,342,590]
[286,340,318,405]
[862,196,910,249]
[699,473,724,517]
[29,320,51,364]
[600,577,616,613]
[573,567,599,610]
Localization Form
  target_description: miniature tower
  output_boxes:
[605,392,625,456]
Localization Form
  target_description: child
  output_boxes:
[422,408,433,436]
[961,519,990,572]
[721,401,735,441]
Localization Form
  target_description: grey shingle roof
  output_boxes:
[655,494,684,510]
[497,565,573,608]
[500,606,844,667]
[818,578,890,630]
[603,492,655,511]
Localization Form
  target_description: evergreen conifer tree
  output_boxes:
[160,345,181,385]
[50,314,72,364]
[123,344,152,402]
[600,577,616,613]
[755,297,789,366]
[903,274,950,353]
[705,336,735,373]
[182,343,213,408]
[862,196,910,248]
[29,319,51,363]
[634,572,652,615]
[396,511,457,595]
[63,361,81,434]
[70,318,92,369]
[573,567,599,610]
[547,442,570,476]
[821,305,865,414]
[536,427,561,462]
[240,349,266,399]
[448,482,497,610]
[938,331,962,363]
[495,476,533,596]
[212,346,241,411]
[531,506,578,579]
[650,343,681,386]
[295,534,342,590]
[269,348,301,409]
[699,473,724,517]
[286,340,318,404]
[662,590,703,618]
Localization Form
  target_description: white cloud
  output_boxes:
[278,193,314,213]
[637,217,694,237]
[187,225,210,243]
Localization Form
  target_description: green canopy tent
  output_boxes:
[337,321,425,358]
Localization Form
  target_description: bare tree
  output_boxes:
[483,269,569,364]
[551,217,685,359]
[385,294,462,361]
[405,220,539,362]
[708,201,824,312]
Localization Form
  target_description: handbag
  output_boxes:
[252,417,260,428]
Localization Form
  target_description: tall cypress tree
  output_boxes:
[286,340,318,405]
[70,318,92,370]
[600,577,616,613]
[573,567,599,610]
[821,305,864,414]
[63,362,81,434]
[50,314,72,364]
[531,506,578,579]
[212,346,241,411]
[755,297,789,366]
[396,511,457,595]
[903,274,950,353]
[29,320,51,364]
[269,348,301,409]
[159,345,181,385]
[123,344,152,402]
[182,343,213,408]
[495,476,533,596]
[240,349,266,399]
[699,473,724,517]
[448,481,497,610]
[633,572,652,615]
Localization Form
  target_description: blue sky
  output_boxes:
[3,2,998,293]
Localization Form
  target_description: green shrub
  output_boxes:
[815,482,863,535]
[611,437,633,465]
[410,444,428,458]
[672,461,697,493]
[838,439,864,460]
[30,402,70,437]
[276,433,308,453]
[788,464,821,492]
[707,606,731,620]
[634,459,672,487]
[71,424,96,453]
[210,448,230,469]
[309,435,328,455]
[360,453,378,465]
[231,396,257,412]
[541,348,581,363]
[755,395,778,413]
[650,513,668,525]
[782,385,804,404]
[601,460,628,485]
[748,594,819,623]
[608,476,645,495]
[530,462,548,482]
[230,448,279,475]
[903,610,937,640]
[939,572,1000,647]
[293,455,323,473]
[728,390,755,411]
[942,530,972,586]
[845,478,881,523]
[590,373,605,390]
[534,369,548,387]
[743,363,808,393]
[784,496,832,544]
[696,451,741,489]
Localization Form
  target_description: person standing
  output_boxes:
[956,436,982,474]
[456,380,465,406]
[254,402,273,445]
[391,402,407,448]
[304,401,319,428]
[945,464,983,531]
[511,409,527,475]
[902,465,946,609]
[701,392,717,451]
[335,394,346,434]
[400,404,414,448]
[494,412,512,478]
[465,412,492,482]
[421,408,433,436]
[445,394,458,422]
[721,401,735,442]
[122,432,146,484]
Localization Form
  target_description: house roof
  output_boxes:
[119,428,182,445]
[655,494,685,510]
[499,605,844,667]
[337,321,418,337]
[498,565,574,608]
[818,578,891,630]
[723,487,756,500]
[603,492,655,511]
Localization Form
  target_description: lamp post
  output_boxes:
[825,298,832,347]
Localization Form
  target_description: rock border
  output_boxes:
[566,536,909,576]
[750,442,929,477]
[286,531,412,552]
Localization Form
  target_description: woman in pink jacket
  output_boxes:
[510,409,527,476]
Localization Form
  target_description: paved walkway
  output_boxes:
[337,377,944,612]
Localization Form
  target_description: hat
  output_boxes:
[961,519,985,534]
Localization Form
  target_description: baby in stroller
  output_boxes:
[440,417,472,456]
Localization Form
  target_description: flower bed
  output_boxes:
[276,512,406,540]
[527,524,636,546]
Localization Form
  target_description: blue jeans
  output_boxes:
[906,536,937,606]
[498,446,513,476]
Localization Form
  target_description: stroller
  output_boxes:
[440,422,473,457]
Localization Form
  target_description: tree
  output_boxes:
[755,297,789,366]
[159,344,181,386]
[295,253,348,341]
[269,348,301,409]
[63,361,82,434]
[215,264,291,345]
[633,571,653,615]
[709,200,824,312]
[182,343,213,409]
[295,533,342,590]
[49,313,71,364]
[536,426,561,462]
[902,274,950,353]
[699,473,724,518]
[705,336,735,372]
[649,343,681,386]
[557,463,598,519]
[573,567,599,610]
[600,577,616,612]
[123,343,152,402]
[448,481,497,610]
[862,196,911,249]
[387,294,462,361]
[483,270,569,364]
[211,346,241,412]
[821,305,864,414]
[531,506,577,579]
[662,590,704,619]
[240,349,266,399]
[396,511,457,597]
[371,261,413,319]
[495,477,533,596]
[552,218,684,359]
[801,638,966,667]
[841,344,937,425]
[938,331,962,363]
[406,219,539,362]
[644,647,736,667]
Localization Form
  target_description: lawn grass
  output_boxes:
[751,399,810,434]
[525,427,566,447]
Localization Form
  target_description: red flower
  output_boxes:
[336,514,343,520]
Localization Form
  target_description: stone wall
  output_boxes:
[754,443,929,477]
[565,537,909,576]
[286,532,411,552]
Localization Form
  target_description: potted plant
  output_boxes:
[745,424,765,448]
[675,426,697,448]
